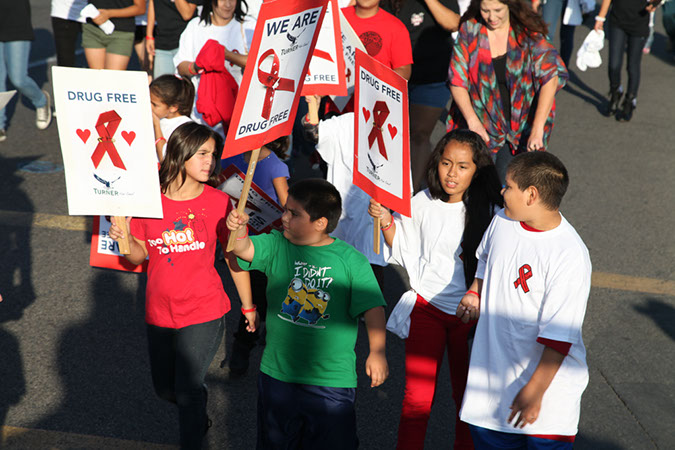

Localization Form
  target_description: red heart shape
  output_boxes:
[121,131,136,146]
[362,107,371,123]
[76,129,90,143]
[388,123,398,139]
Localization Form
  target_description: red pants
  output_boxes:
[397,295,474,450]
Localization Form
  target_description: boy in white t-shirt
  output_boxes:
[457,152,591,449]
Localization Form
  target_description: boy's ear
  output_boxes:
[169,104,179,114]
[525,185,539,206]
[313,217,328,233]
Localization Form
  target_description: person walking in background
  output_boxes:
[146,0,199,79]
[0,0,53,142]
[82,0,146,70]
[384,0,460,192]
[447,0,568,184]
[595,0,663,121]
[51,0,88,67]
[174,0,255,136]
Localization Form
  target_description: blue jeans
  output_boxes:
[541,0,576,67]
[153,47,179,79]
[0,40,47,129]
[607,24,646,97]
[146,315,225,450]
[469,425,574,450]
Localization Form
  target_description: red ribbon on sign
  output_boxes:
[367,100,390,160]
[257,49,295,120]
[91,110,126,170]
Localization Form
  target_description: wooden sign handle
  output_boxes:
[114,216,131,255]
[226,147,262,252]
[373,216,380,255]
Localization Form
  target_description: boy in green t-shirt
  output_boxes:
[226,178,388,449]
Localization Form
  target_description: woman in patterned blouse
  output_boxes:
[447,0,568,183]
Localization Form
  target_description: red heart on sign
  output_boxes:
[362,107,371,123]
[121,131,136,146]
[76,129,90,143]
[388,124,398,139]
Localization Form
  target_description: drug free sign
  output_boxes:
[224,0,328,157]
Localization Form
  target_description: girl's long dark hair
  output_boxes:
[426,130,503,288]
[159,122,224,193]
[201,0,249,25]
[461,0,548,43]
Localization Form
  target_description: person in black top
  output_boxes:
[594,0,663,121]
[146,0,200,78]
[82,0,146,70]
[384,0,460,192]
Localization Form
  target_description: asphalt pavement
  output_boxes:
[0,2,673,449]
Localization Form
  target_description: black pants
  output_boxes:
[608,23,647,97]
[51,17,82,67]
[147,315,225,449]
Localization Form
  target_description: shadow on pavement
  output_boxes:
[0,154,36,434]
[634,297,675,342]
[34,271,178,445]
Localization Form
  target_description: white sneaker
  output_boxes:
[0,129,6,142]
[36,90,52,130]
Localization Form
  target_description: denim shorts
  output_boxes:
[82,23,134,57]
[409,81,451,109]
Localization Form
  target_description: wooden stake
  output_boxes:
[114,216,131,254]
[226,147,262,252]
[373,216,381,254]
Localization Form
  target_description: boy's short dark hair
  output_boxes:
[288,179,342,233]
[507,152,569,210]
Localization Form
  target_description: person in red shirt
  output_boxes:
[342,0,413,80]
[109,122,258,449]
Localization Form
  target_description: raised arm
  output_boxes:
[424,0,460,32]
[174,0,198,21]
[225,210,255,262]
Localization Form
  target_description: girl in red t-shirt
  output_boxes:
[110,122,258,448]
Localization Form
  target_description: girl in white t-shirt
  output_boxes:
[174,0,255,135]
[150,74,195,161]
[368,129,503,450]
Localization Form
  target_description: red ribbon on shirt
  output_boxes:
[513,264,532,293]
[257,49,295,120]
[367,100,390,160]
[91,110,126,170]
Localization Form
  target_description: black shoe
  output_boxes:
[606,88,623,117]
[227,340,252,376]
[617,95,636,122]
[204,415,212,436]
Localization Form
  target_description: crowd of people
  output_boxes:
[0,0,672,448]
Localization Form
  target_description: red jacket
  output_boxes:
[195,39,239,130]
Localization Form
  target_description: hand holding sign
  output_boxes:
[353,50,411,254]
[223,0,328,251]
